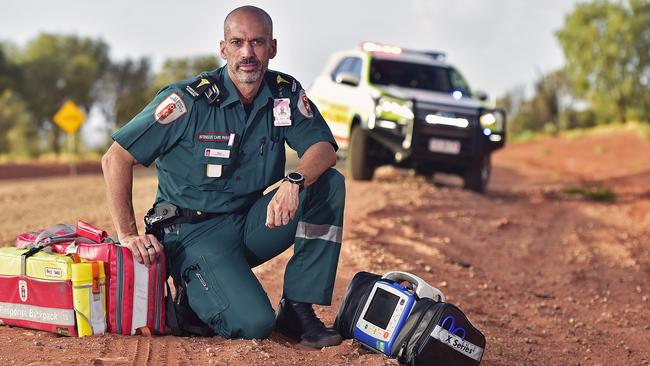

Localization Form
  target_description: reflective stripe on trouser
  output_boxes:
[162,168,345,339]
[241,167,345,306]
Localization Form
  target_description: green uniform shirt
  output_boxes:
[112,66,337,213]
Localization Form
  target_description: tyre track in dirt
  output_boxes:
[131,337,151,366]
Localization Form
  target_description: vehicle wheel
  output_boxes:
[463,155,491,193]
[349,126,375,181]
[414,165,435,179]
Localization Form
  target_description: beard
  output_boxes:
[230,57,265,84]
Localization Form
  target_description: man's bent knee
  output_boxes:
[225,307,275,339]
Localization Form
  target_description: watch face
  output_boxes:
[288,172,303,181]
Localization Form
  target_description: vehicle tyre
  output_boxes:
[414,165,435,179]
[349,126,375,181]
[463,155,491,193]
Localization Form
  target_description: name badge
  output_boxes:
[206,164,222,178]
[204,148,230,159]
[273,98,292,126]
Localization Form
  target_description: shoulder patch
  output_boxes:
[297,89,314,119]
[154,93,187,125]
[291,79,297,93]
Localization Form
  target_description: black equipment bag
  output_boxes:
[391,298,486,365]
[333,271,382,339]
[335,271,486,365]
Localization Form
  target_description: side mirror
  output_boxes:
[476,90,489,101]
[335,72,360,87]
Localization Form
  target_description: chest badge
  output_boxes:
[273,98,292,126]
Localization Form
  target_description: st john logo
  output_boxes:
[18,280,28,302]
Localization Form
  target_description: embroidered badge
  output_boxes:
[273,98,292,126]
[196,132,235,143]
[154,93,187,124]
[196,78,210,88]
[297,89,314,119]
[277,75,290,85]
[291,79,297,93]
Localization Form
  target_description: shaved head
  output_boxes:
[224,6,273,39]
[220,6,277,88]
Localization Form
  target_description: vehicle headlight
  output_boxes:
[480,110,505,132]
[375,97,414,123]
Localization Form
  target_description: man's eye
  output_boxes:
[252,40,265,46]
[230,40,241,46]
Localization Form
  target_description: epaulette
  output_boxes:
[267,70,299,99]
[185,75,221,106]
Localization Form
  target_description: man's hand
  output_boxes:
[120,234,164,267]
[266,180,300,228]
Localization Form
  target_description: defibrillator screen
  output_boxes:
[363,287,400,330]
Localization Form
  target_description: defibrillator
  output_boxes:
[353,271,444,356]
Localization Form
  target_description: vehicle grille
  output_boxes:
[412,103,480,158]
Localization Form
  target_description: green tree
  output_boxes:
[628,0,650,120]
[0,43,21,93]
[556,0,650,123]
[16,33,111,153]
[498,69,579,134]
[0,90,38,156]
[153,55,220,92]
[96,57,154,130]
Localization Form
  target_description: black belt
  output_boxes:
[176,208,221,224]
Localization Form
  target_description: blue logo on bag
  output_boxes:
[440,316,466,340]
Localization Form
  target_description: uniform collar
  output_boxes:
[218,66,274,108]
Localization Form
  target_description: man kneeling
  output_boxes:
[101,5,345,347]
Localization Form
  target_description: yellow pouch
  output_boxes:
[72,261,106,337]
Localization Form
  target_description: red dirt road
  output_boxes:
[0,129,648,365]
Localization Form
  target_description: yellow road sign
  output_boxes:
[53,100,86,134]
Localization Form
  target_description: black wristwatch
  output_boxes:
[283,171,305,190]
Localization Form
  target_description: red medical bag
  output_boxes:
[15,220,166,335]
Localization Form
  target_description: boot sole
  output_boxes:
[299,334,343,349]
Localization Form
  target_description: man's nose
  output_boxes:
[241,41,254,57]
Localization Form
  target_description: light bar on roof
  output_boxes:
[361,42,402,55]
[423,51,446,61]
[361,42,447,61]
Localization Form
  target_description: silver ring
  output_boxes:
[145,244,154,250]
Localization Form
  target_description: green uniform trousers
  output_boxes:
[163,168,345,339]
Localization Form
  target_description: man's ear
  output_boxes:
[219,40,227,59]
[269,38,277,59]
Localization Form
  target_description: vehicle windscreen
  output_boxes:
[370,59,464,95]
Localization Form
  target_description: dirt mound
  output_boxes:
[0,130,649,365]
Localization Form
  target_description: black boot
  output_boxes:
[275,297,342,348]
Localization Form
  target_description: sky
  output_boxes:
[0,0,585,145]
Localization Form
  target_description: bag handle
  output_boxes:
[76,220,108,243]
[20,244,50,275]
[91,262,101,294]
[32,224,77,247]
[382,271,445,302]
